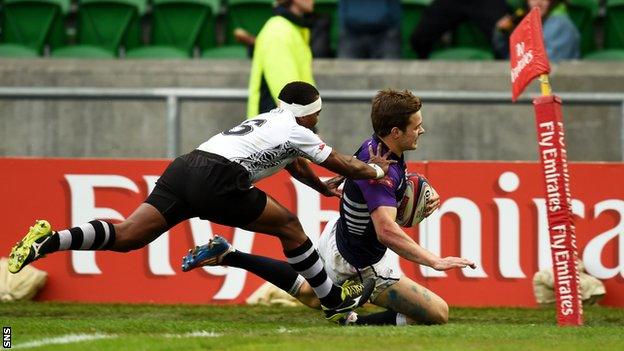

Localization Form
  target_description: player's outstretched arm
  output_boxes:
[371,206,476,271]
[285,157,340,197]
[320,144,396,180]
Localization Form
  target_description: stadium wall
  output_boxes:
[1,59,623,161]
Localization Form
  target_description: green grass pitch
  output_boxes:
[1,302,623,350]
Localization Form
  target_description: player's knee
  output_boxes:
[108,225,148,252]
[429,301,449,325]
[296,284,322,310]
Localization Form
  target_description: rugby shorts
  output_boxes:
[317,217,401,302]
[145,149,267,228]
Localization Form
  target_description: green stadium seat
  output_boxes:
[604,0,624,50]
[581,0,624,60]
[126,45,190,58]
[126,0,220,59]
[225,0,273,44]
[451,0,527,54]
[452,22,491,51]
[0,0,70,56]
[401,0,432,59]
[51,0,147,58]
[202,45,249,59]
[200,0,273,59]
[567,0,599,56]
[430,47,495,60]
[0,43,40,57]
[314,0,338,55]
[505,0,524,10]
[50,44,117,57]
[583,49,624,60]
[452,0,523,56]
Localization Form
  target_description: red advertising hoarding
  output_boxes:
[1,158,622,306]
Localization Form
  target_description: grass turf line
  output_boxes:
[1,302,622,350]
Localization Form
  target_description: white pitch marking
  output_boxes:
[12,333,115,349]
[162,331,222,338]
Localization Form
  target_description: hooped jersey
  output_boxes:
[335,136,407,268]
[198,108,332,183]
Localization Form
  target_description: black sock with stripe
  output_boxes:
[284,238,343,308]
[355,310,400,325]
[222,251,304,295]
[39,220,116,255]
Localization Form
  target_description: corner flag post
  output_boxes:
[539,74,551,96]
[509,8,583,326]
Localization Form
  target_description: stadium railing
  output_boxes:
[0,86,623,159]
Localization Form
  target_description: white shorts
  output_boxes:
[317,217,401,301]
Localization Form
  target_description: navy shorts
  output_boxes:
[145,150,267,228]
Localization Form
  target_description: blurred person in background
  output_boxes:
[234,8,332,57]
[493,0,580,62]
[337,0,402,59]
[247,0,316,117]
[410,0,510,59]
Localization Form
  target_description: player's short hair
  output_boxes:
[278,81,320,106]
[371,89,422,137]
[276,0,293,6]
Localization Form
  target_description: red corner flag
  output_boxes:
[509,7,583,327]
[510,7,551,101]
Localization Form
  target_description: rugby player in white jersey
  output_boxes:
[8,81,396,321]
[183,89,476,325]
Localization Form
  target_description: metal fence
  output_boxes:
[1,86,623,158]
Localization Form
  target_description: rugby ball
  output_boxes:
[396,174,434,227]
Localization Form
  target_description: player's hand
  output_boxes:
[424,186,441,217]
[432,257,477,271]
[367,144,397,175]
[322,175,345,198]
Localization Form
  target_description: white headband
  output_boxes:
[278,97,322,117]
